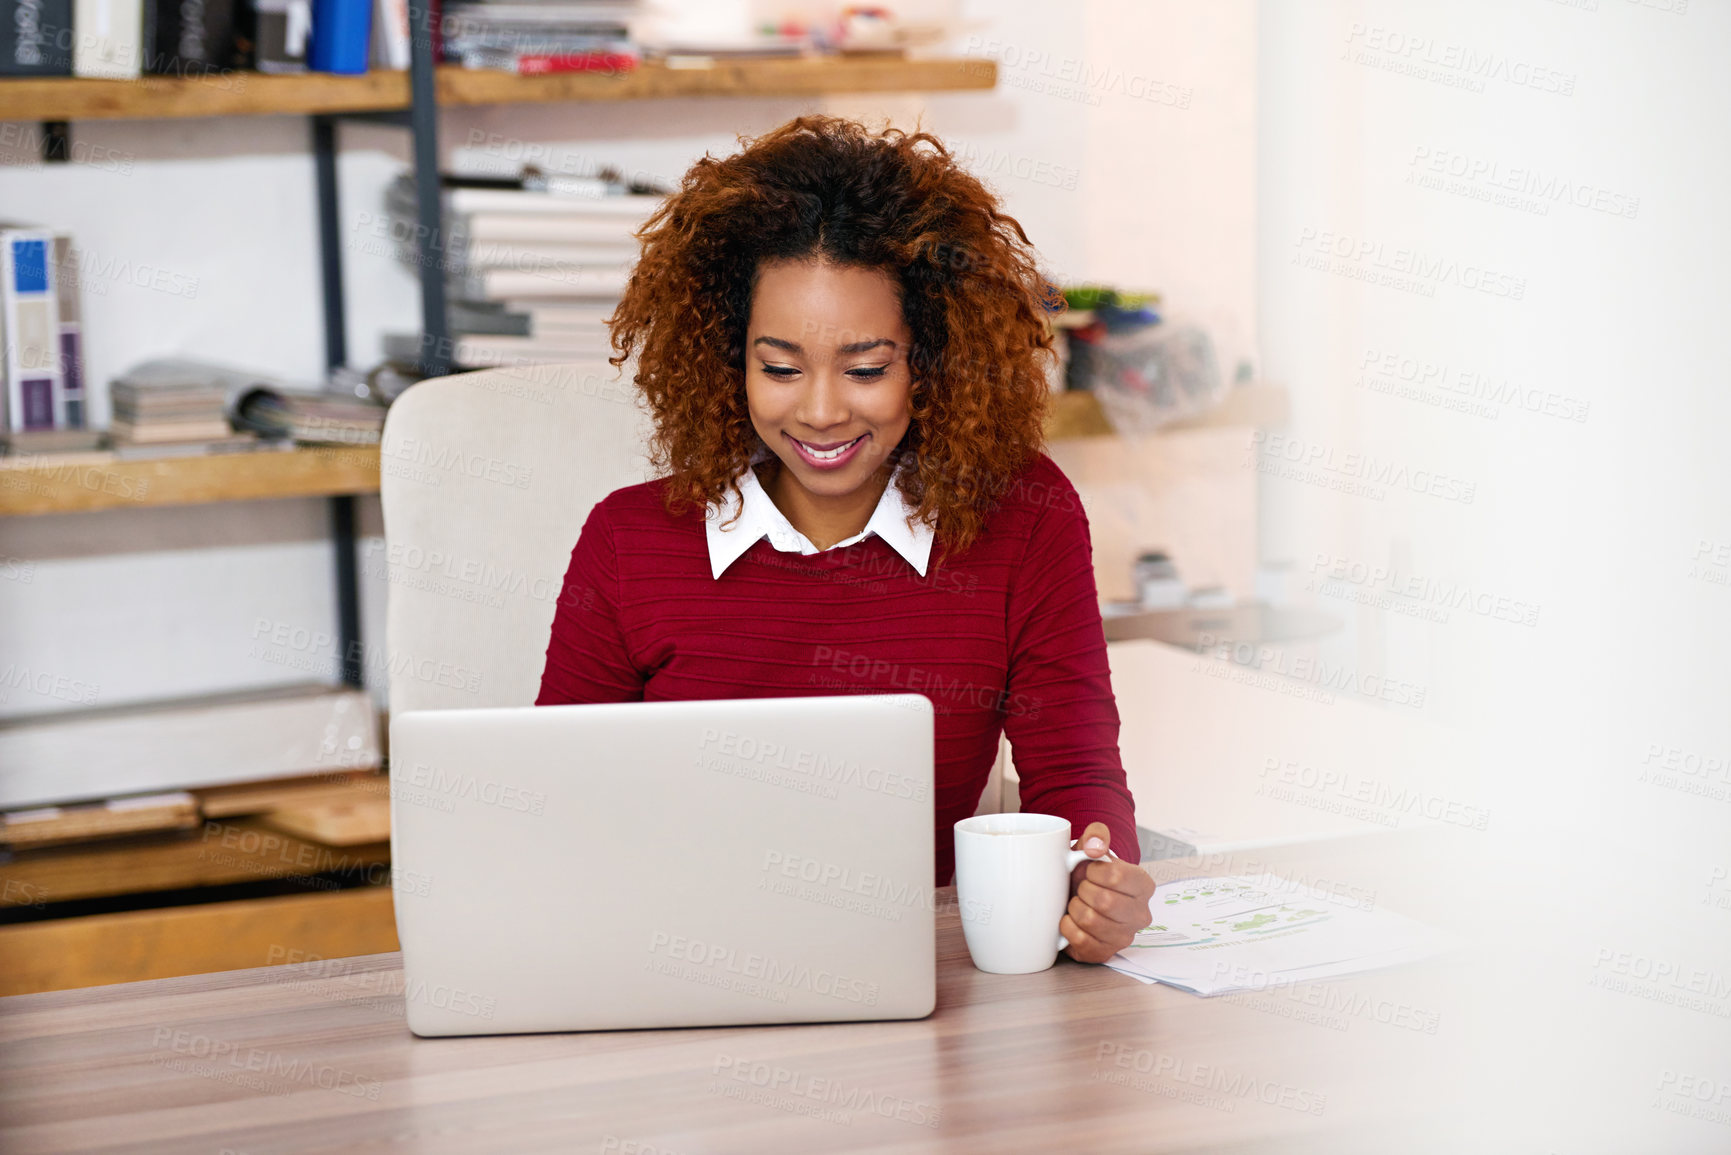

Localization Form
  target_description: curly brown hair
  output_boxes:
[608,114,1061,560]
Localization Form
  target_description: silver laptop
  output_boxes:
[388,694,935,1036]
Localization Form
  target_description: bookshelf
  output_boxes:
[0,47,1004,994]
[0,58,996,122]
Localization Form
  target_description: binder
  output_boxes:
[0,0,74,75]
[238,0,309,72]
[309,0,370,72]
[71,0,144,77]
[50,234,86,428]
[0,227,63,433]
[145,0,234,75]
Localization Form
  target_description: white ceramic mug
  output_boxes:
[953,812,1101,974]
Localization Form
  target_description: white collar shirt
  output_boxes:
[704,451,933,580]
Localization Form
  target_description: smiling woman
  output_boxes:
[535,116,1154,959]
[613,114,1058,559]
[743,260,915,549]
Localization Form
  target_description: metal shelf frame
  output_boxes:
[310,0,449,686]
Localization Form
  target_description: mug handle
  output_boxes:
[1055,845,1107,952]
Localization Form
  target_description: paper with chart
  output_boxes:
[1103,873,1451,996]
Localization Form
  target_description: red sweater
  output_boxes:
[535,452,1139,885]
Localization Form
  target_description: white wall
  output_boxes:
[1256,1,1730,1145]
[0,0,1258,722]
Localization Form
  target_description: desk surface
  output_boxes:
[0,834,1474,1155]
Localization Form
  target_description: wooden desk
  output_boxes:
[0,833,1474,1154]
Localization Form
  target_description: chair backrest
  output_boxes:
[379,362,654,716]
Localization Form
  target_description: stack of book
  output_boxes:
[233,385,386,444]
[108,374,258,458]
[441,0,641,73]
[384,170,663,370]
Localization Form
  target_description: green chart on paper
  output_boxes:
[1124,876,1337,951]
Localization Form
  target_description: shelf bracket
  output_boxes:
[40,121,70,163]
[328,110,412,128]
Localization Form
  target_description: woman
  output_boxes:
[536,115,1154,963]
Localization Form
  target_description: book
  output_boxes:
[383,170,655,365]
[111,394,230,416]
[145,0,235,75]
[0,427,103,453]
[0,227,81,431]
[109,367,233,443]
[449,300,531,336]
[443,0,638,25]
[502,301,617,326]
[0,226,61,433]
[232,386,385,444]
[109,357,383,445]
[0,0,74,74]
[49,234,86,428]
[439,0,635,59]
[110,434,276,460]
[446,188,661,217]
[369,0,407,68]
[109,417,237,442]
[385,330,610,368]
[111,378,229,402]
[453,266,630,299]
[387,174,663,218]
[238,0,309,71]
[452,239,636,269]
[514,50,635,74]
[462,213,646,245]
[460,48,636,73]
[72,0,145,76]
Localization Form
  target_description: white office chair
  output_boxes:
[379,361,654,716]
[378,360,1011,808]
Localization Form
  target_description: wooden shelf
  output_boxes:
[1044,391,1115,440]
[0,382,1282,517]
[0,69,407,121]
[1045,384,1291,441]
[0,815,388,907]
[0,57,996,121]
[0,884,398,995]
[0,445,379,516]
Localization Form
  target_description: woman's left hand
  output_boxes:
[1060,821,1157,964]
